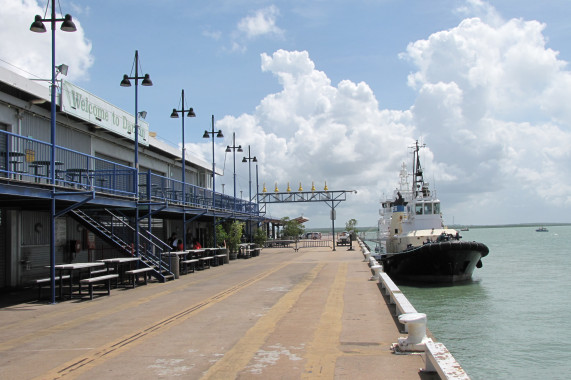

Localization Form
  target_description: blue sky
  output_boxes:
[2,0,571,228]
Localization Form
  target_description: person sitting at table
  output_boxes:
[193,239,202,249]
[176,239,183,251]
[168,232,177,248]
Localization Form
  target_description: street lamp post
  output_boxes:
[170,90,195,250]
[225,133,242,214]
[242,146,257,241]
[30,1,77,304]
[203,115,223,246]
[120,50,153,256]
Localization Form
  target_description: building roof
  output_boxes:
[0,65,219,175]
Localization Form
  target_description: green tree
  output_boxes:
[253,226,267,247]
[216,222,228,247]
[281,217,305,240]
[345,218,358,239]
[227,220,244,254]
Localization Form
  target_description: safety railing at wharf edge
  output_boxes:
[0,130,135,197]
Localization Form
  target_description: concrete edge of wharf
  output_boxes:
[359,237,471,380]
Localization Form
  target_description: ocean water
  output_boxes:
[367,226,571,380]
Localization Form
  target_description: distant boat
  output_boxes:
[461,227,469,231]
[536,226,548,232]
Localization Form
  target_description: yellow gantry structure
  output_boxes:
[262,181,329,193]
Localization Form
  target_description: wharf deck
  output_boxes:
[0,246,431,379]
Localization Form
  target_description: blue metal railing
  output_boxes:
[0,130,135,196]
[138,169,258,215]
[0,130,259,216]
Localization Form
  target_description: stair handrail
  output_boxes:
[71,210,133,256]
[104,208,173,274]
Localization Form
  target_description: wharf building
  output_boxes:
[0,66,260,290]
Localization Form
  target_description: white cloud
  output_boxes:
[0,0,93,81]
[210,2,571,226]
[401,6,571,221]
[202,49,417,226]
[226,5,285,53]
[237,5,283,39]
[455,0,504,26]
[202,29,222,40]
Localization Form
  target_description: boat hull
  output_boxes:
[377,241,489,284]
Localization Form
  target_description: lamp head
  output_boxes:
[170,109,179,118]
[237,146,243,153]
[30,15,46,33]
[60,14,77,32]
[225,146,231,153]
[141,74,153,86]
[253,156,258,162]
[120,74,131,87]
[216,130,224,138]
[56,64,69,76]
[242,157,247,163]
[187,108,196,117]
[203,131,209,139]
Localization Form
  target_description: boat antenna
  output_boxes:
[410,140,426,198]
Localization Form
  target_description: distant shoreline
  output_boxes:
[446,223,571,229]
[305,223,571,232]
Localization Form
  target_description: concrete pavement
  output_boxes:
[0,245,432,379]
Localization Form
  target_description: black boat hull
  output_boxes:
[378,241,489,284]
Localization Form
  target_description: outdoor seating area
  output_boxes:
[35,244,264,301]
[37,259,144,301]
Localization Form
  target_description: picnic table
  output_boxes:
[50,262,106,299]
[98,257,141,286]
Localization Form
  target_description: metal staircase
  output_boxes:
[70,209,175,282]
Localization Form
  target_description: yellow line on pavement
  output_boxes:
[33,262,288,380]
[0,257,268,352]
[303,263,347,378]
[201,263,326,380]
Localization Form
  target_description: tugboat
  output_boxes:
[375,141,489,284]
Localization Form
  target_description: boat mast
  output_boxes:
[412,140,426,198]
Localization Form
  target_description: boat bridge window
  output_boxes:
[424,203,432,215]
[415,204,423,215]
[433,202,440,214]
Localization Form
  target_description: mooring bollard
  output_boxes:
[395,313,430,352]
[370,264,382,281]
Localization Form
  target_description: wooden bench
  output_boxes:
[213,254,226,266]
[90,267,114,276]
[79,274,119,300]
[199,256,213,269]
[35,275,70,300]
[124,267,154,288]
[180,259,199,274]
[424,340,470,379]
